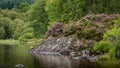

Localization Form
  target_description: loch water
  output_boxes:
[0,44,120,68]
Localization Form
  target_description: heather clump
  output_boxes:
[45,14,120,43]
[63,23,76,36]
[84,14,120,24]
[63,14,120,53]
[45,22,63,38]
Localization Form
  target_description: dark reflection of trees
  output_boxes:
[72,60,101,68]
[33,57,44,68]
[3,44,11,68]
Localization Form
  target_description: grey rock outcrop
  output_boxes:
[31,36,74,55]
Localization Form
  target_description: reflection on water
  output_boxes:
[32,54,101,68]
[32,54,72,68]
[0,44,41,68]
[0,44,120,68]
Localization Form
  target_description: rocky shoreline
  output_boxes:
[29,35,98,62]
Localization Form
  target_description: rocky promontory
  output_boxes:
[30,14,120,60]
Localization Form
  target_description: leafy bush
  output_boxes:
[103,19,120,59]
[19,33,34,41]
[0,8,28,39]
[103,25,120,47]
[22,33,34,39]
[93,41,112,53]
[113,18,120,28]
[13,19,26,39]
[0,17,14,39]
[0,27,5,39]
[108,48,115,59]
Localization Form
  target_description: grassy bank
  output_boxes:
[0,39,19,45]
[0,38,43,46]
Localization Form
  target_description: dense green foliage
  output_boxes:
[13,19,26,39]
[103,20,120,59]
[17,2,30,12]
[0,0,120,39]
[45,0,120,25]
[93,18,120,59]
[28,0,48,37]
[45,0,88,24]
[0,27,5,39]
[0,17,13,39]
[0,3,29,39]
[93,41,112,53]
[92,0,120,14]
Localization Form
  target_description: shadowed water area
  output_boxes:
[0,44,120,68]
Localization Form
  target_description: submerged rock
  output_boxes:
[15,64,24,68]
[72,56,98,62]
[88,56,98,62]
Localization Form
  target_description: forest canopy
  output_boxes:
[0,0,120,40]
[0,0,34,9]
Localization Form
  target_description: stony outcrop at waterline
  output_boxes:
[30,14,120,57]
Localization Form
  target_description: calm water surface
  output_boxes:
[0,44,120,68]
